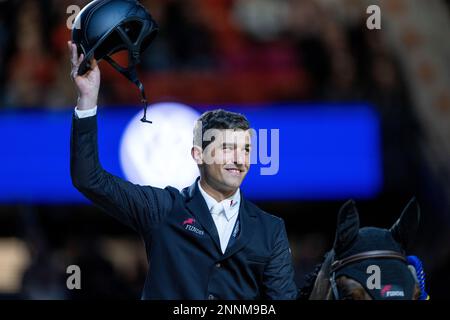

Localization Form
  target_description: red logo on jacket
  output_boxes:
[183,218,195,225]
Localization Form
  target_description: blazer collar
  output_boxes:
[197,180,240,221]
[184,177,257,257]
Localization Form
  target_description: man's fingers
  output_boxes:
[69,42,79,67]
[68,40,98,80]
[78,53,84,65]
[68,41,74,62]
[90,58,98,69]
[71,67,78,81]
[68,41,82,80]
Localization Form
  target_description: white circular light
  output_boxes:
[120,102,201,190]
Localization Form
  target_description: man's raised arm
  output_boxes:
[68,41,174,235]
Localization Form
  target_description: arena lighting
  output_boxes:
[0,103,382,203]
[119,102,200,190]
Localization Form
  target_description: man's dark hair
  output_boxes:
[193,109,250,149]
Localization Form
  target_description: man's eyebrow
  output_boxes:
[222,143,251,148]
[222,142,234,147]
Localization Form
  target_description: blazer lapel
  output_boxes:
[222,195,257,259]
[185,179,222,253]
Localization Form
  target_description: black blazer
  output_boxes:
[70,113,298,299]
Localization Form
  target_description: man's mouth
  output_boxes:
[224,168,243,176]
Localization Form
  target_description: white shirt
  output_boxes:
[74,106,241,253]
[75,106,97,118]
[198,181,240,254]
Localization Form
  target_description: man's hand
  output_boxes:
[68,41,100,110]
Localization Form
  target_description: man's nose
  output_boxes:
[234,149,246,165]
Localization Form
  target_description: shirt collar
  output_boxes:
[198,180,240,221]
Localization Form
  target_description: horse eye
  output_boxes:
[343,292,354,299]
[338,287,353,299]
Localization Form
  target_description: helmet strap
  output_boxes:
[103,23,153,123]
[104,55,151,124]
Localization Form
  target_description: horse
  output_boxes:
[298,198,429,300]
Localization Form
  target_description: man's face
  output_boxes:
[197,129,251,193]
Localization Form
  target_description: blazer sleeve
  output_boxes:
[262,219,298,299]
[70,112,174,235]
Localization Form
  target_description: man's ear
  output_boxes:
[191,146,203,165]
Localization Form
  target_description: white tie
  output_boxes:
[210,203,230,253]
[210,203,224,216]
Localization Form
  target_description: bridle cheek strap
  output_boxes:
[330,272,340,300]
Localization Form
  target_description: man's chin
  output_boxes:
[222,177,244,190]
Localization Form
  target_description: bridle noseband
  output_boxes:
[329,250,407,300]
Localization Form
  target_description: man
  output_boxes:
[68,41,297,299]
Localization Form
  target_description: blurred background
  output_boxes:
[0,0,449,299]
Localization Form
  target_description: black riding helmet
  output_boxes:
[72,0,158,123]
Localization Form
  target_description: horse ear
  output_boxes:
[333,199,360,254]
[390,197,420,250]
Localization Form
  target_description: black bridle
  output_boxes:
[328,250,407,300]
